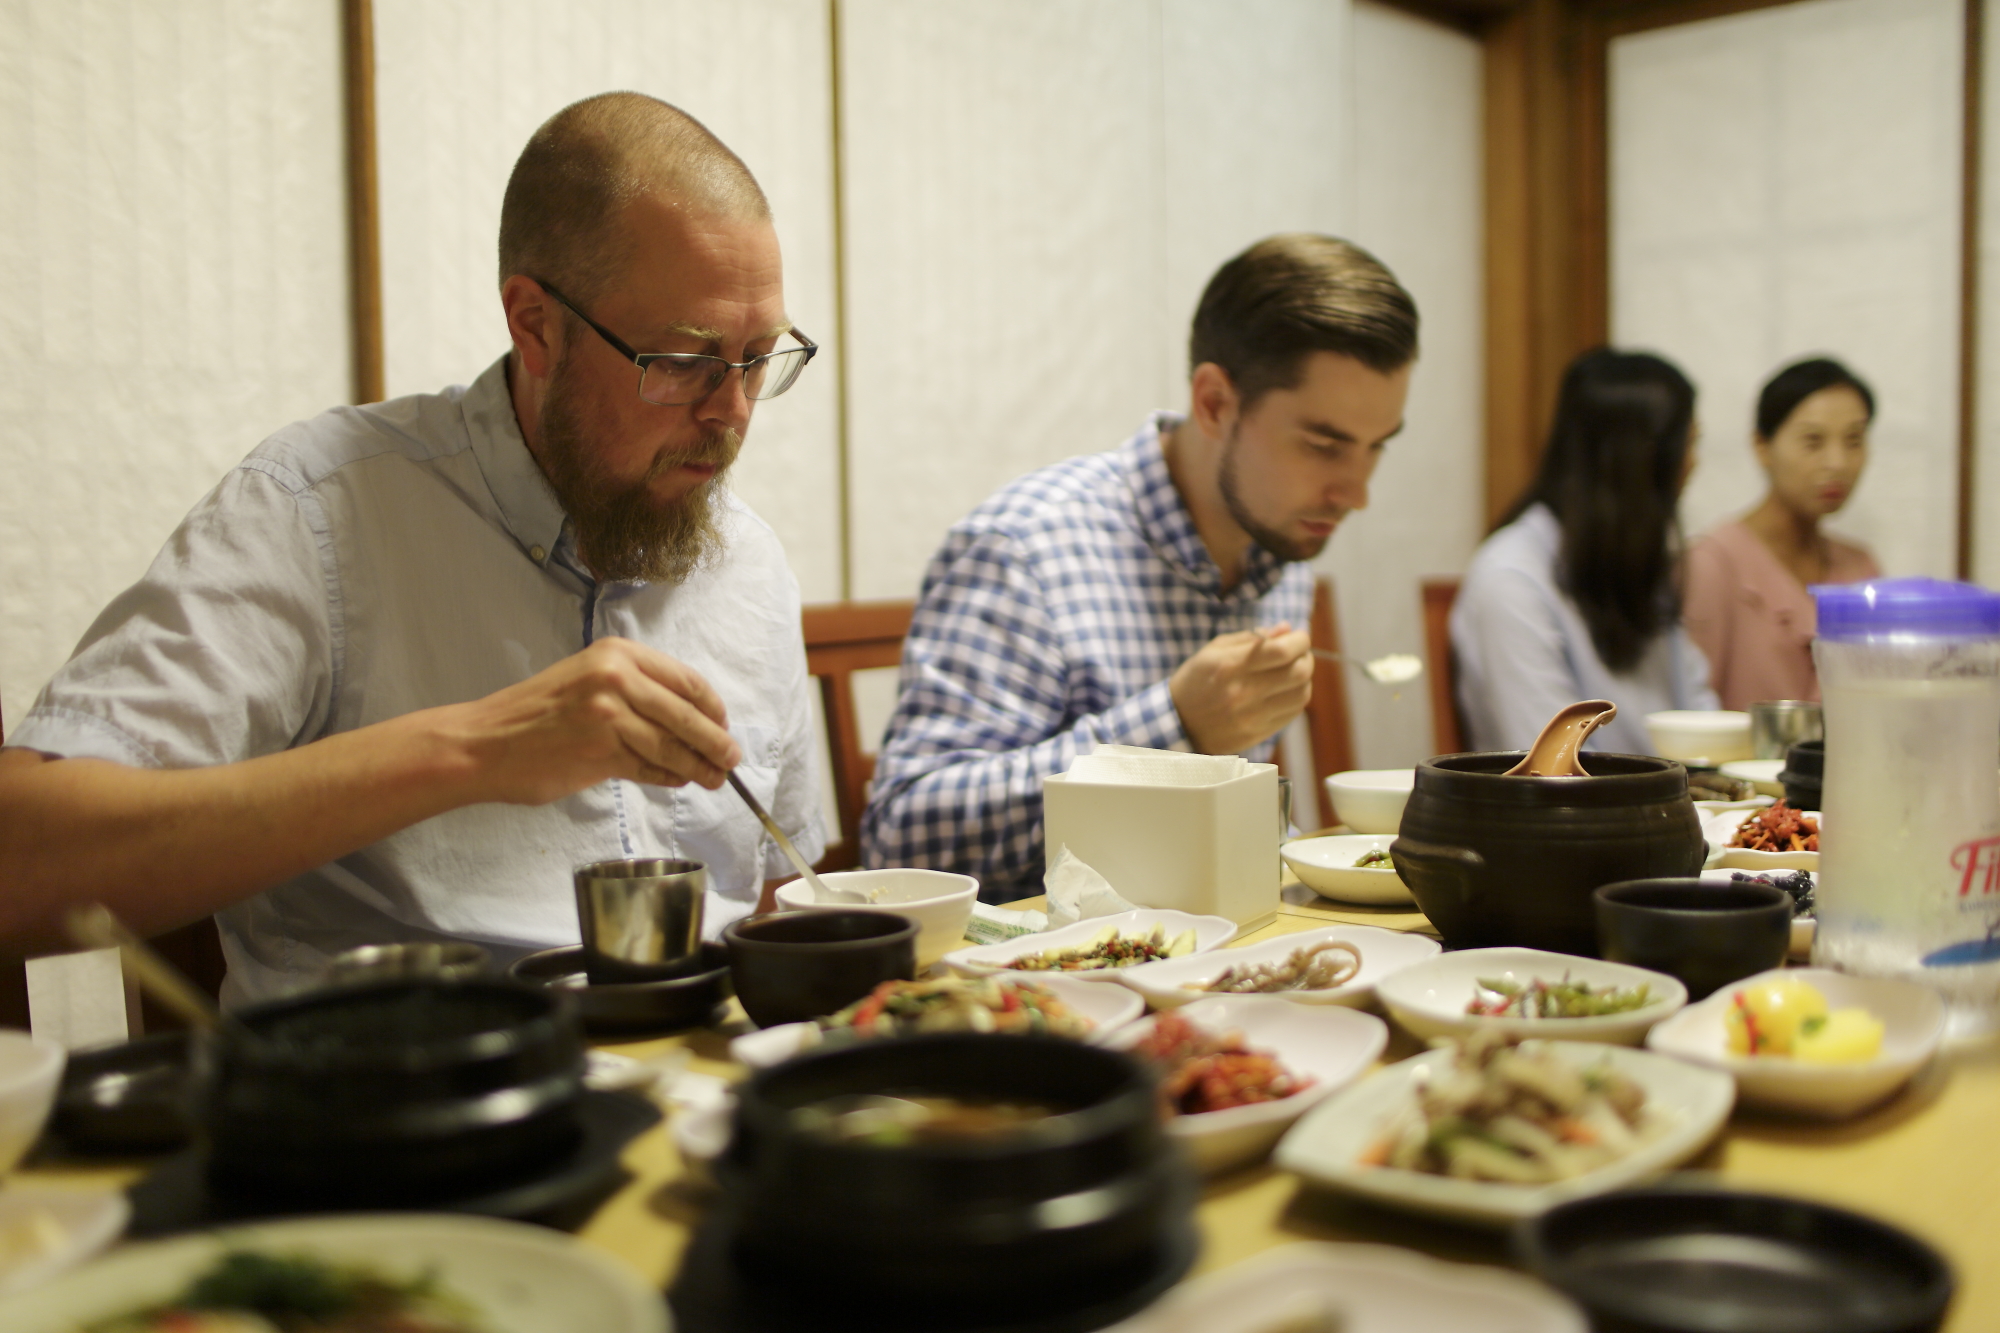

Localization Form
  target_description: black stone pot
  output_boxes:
[200,978,585,1207]
[699,1033,1196,1327]
[1781,739,1824,811]
[1392,751,1706,956]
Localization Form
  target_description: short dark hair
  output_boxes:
[1505,347,1697,673]
[1755,357,1875,438]
[498,92,769,307]
[1188,234,1418,407]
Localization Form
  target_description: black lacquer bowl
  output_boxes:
[676,1033,1197,1331]
[200,978,585,1208]
[1392,751,1706,955]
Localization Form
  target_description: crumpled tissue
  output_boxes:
[962,846,1139,945]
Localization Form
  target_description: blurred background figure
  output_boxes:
[1451,347,1717,754]
[1682,357,1879,710]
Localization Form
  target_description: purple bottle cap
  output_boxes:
[1812,578,2000,642]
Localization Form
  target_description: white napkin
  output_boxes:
[1064,743,1246,787]
[1045,845,1140,927]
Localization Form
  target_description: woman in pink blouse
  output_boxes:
[1683,357,1880,710]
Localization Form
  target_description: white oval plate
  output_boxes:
[1375,948,1685,1046]
[1103,995,1387,1176]
[1719,758,1786,796]
[1119,925,1439,1011]
[1274,1042,1735,1228]
[1645,967,1944,1119]
[1281,834,1415,905]
[0,1213,669,1333]
[1102,1241,1585,1333]
[729,973,1145,1069]
[0,1185,127,1298]
[1703,806,1821,872]
[940,909,1237,981]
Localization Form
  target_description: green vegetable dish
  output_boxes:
[84,1249,484,1333]
[1465,974,1652,1019]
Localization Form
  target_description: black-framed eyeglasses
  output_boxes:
[535,278,817,406]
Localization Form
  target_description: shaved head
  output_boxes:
[498,92,770,307]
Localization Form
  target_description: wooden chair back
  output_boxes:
[802,599,915,872]
[1421,577,1465,757]
[1277,576,1357,830]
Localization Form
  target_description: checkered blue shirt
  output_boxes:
[861,412,1314,900]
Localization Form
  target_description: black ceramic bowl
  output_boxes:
[1519,1186,1954,1333]
[1781,739,1824,811]
[725,910,918,1028]
[201,978,585,1207]
[1393,751,1706,955]
[1595,879,1792,999]
[511,941,733,1035]
[51,1031,194,1155]
[701,1032,1196,1326]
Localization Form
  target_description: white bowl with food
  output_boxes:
[0,1031,64,1175]
[1274,1038,1735,1228]
[1375,948,1686,1047]
[1322,769,1415,835]
[1103,994,1387,1175]
[1644,710,1754,765]
[1107,1240,1587,1333]
[1645,968,1944,1119]
[775,868,978,969]
[729,972,1144,1069]
[1119,925,1440,1011]
[1281,834,1415,905]
[0,1213,668,1333]
[939,909,1236,982]
[1704,803,1820,872]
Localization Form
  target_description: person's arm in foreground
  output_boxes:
[861,531,1309,889]
[0,637,742,954]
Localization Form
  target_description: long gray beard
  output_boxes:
[535,363,742,584]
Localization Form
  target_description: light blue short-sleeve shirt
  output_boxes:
[12,357,823,1005]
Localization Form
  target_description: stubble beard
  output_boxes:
[535,354,743,584]
[1217,427,1339,564]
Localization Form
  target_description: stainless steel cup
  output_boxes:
[1749,700,1823,761]
[575,858,707,984]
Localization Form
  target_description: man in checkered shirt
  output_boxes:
[861,235,1419,901]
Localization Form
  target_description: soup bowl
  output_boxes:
[1392,751,1706,955]
[199,978,585,1207]
[725,909,918,1028]
[1595,878,1793,1000]
[700,1033,1197,1325]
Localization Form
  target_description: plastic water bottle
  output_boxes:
[1812,578,2000,1039]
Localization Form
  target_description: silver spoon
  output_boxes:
[1312,648,1424,685]
[724,771,867,903]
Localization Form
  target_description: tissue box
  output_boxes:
[1042,762,1280,931]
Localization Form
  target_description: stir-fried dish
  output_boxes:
[1726,977,1883,1062]
[1352,849,1394,870]
[84,1250,483,1333]
[1730,801,1819,852]
[1361,1033,1650,1184]
[1004,922,1197,971]
[1132,1011,1312,1115]
[1465,974,1652,1019]
[1187,940,1363,994]
[820,975,1092,1039]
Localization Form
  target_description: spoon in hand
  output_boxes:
[724,771,867,903]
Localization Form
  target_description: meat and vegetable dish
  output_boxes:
[1004,922,1197,972]
[1361,1033,1651,1184]
[83,1250,483,1333]
[820,975,1092,1039]
[1465,974,1653,1019]
[1730,801,1819,853]
[1131,1011,1312,1116]
[1187,939,1362,995]
[1352,849,1394,870]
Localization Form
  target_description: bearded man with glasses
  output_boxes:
[0,94,825,1002]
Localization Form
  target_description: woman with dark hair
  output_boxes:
[1451,347,1719,753]
[1683,357,1878,709]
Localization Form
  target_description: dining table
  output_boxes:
[20,878,2000,1331]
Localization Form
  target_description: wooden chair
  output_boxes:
[802,599,916,872]
[1421,577,1465,756]
[1278,576,1358,831]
